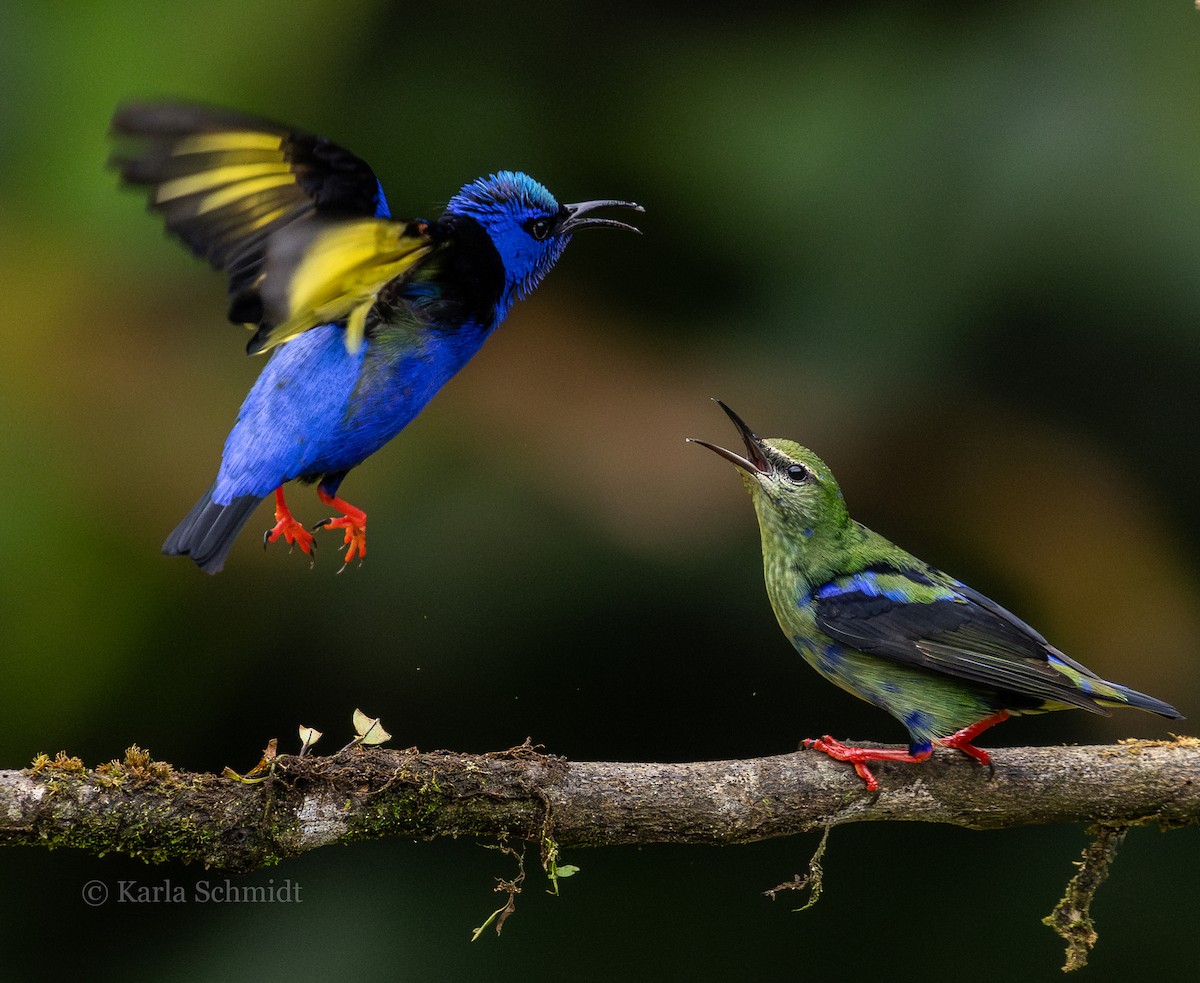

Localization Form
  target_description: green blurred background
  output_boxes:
[2,0,1198,979]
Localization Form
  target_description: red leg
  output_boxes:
[263,486,315,562]
[314,487,367,571]
[803,735,933,792]
[935,710,1011,766]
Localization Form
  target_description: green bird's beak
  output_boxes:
[558,199,644,235]
[687,399,773,474]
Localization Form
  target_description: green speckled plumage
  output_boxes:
[692,402,1183,765]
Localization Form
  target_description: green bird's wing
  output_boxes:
[111,102,433,354]
[812,566,1116,713]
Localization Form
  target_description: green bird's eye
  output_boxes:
[785,464,809,483]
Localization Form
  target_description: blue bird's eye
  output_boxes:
[525,216,553,241]
[786,464,809,483]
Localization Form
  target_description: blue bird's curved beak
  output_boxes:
[558,198,644,235]
[687,399,773,475]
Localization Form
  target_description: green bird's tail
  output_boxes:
[1105,683,1184,719]
[1044,647,1183,719]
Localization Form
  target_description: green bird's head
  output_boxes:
[688,400,849,545]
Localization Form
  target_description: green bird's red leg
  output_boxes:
[935,710,1010,765]
[802,737,932,792]
[314,487,367,571]
[804,710,1011,791]
[263,486,316,561]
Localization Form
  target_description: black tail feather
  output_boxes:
[163,484,263,574]
[1117,685,1185,721]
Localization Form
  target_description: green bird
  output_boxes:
[689,400,1183,791]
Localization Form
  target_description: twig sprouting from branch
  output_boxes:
[471,839,527,942]
[1042,824,1128,972]
[763,821,832,911]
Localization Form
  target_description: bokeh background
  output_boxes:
[2,1,1198,979]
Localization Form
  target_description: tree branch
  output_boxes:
[3,738,1195,872]
[7,737,1195,967]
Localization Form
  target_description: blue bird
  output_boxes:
[111,102,642,573]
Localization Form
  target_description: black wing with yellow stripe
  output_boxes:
[111,102,434,355]
[112,103,381,292]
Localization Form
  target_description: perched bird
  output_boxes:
[690,401,1183,791]
[111,101,642,573]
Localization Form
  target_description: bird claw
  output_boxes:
[803,736,881,792]
[315,514,366,569]
[263,514,316,563]
[802,734,932,792]
[312,490,367,571]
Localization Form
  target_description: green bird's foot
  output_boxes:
[802,736,932,792]
[314,489,367,573]
[934,710,1011,769]
[804,711,1013,791]
[263,487,316,565]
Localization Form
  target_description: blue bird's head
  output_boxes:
[445,171,642,309]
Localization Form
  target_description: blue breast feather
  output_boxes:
[212,319,489,502]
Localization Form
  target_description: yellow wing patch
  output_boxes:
[172,131,286,155]
[113,104,423,354]
[150,134,307,239]
[155,163,294,205]
[249,218,435,355]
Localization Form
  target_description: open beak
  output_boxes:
[558,198,644,235]
[687,399,773,475]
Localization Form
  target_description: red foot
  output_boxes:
[805,711,1013,791]
[803,735,932,792]
[314,488,367,571]
[263,487,315,563]
[935,710,1011,766]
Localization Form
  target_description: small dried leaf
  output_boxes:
[247,738,278,774]
[352,709,392,746]
[223,738,279,783]
[298,726,323,755]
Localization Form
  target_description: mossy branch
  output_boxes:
[4,737,1196,869]
[2,737,1196,966]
